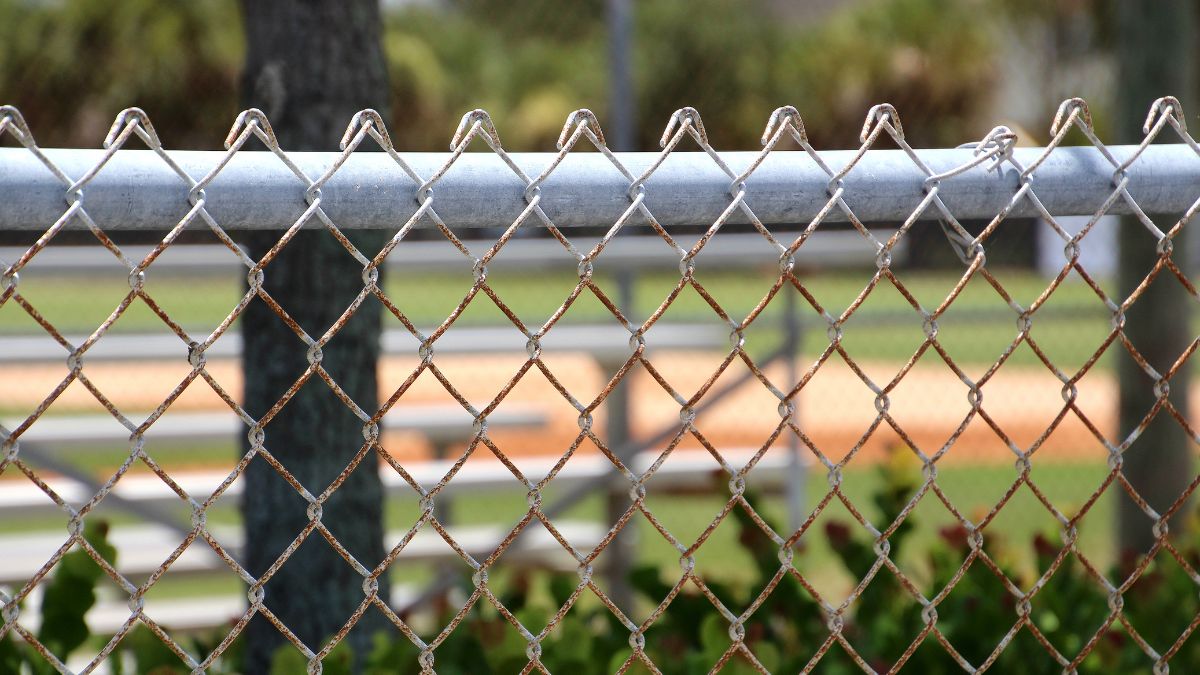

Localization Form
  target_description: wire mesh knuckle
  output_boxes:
[1,98,1198,673]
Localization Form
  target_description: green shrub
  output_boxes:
[6,457,1194,672]
[274,452,1199,673]
[1,520,117,674]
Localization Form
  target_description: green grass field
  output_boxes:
[2,266,1120,370]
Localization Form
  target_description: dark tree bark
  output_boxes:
[1114,1,1197,555]
[238,1,390,670]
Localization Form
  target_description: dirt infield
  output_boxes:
[0,350,1170,468]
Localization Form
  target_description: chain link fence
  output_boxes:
[1,97,1199,673]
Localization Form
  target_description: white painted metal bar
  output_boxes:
[1,409,546,448]
[0,322,730,364]
[0,448,801,521]
[0,522,606,586]
[0,230,899,275]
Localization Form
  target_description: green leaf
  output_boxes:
[548,573,576,608]
[320,640,355,675]
[122,624,184,674]
[365,631,421,674]
[38,519,115,659]
[0,632,27,674]
[269,645,309,675]
[550,613,593,663]
[630,565,670,602]
[437,622,492,673]
[699,613,730,666]
[609,649,655,674]
[485,617,531,672]
[751,640,781,673]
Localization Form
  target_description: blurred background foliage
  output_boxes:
[1,1,1193,670]
[0,0,244,148]
[0,0,1120,151]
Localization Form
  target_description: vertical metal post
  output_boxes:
[1113,0,1197,555]
[606,0,636,152]
[432,440,453,526]
[783,276,805,533]
[604,267,637,613]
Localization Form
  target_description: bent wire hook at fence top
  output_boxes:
[1,97,1199,673]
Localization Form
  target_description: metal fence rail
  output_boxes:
[1,97,1199,673]
[1,130,1198,232]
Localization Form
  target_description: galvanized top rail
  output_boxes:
[3,99,1200,674]
[1,99,1198,237]
[0,145,1197,230]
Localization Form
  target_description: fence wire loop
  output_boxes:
[660,106,709,148]
[861,103,904,143]
[1145,96,1187,135]
[1051,97,1094,137]
[0,105,34,145]
[557,109,607,150]
[341,108,394,152]
[451,108,502,151]
[1,98,1199,674]
[761,105,808,147]
[224,108,278,151]
[104,107,161,150]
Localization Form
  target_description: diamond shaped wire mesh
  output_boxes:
[1,98,1199,673]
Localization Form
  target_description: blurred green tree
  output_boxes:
[0,0,242,148]
[387,0,1003,150]
[1,0,1010,151]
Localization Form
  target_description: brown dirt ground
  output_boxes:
[1,350,1176,471]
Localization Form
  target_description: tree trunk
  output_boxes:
[1114,1,1197,556]
[238,1,390,670]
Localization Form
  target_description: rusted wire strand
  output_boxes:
[1,98,1198,674]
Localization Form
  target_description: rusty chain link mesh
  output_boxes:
[1,97,1199,673]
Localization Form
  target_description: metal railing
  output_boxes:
[1,97,1199,673]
